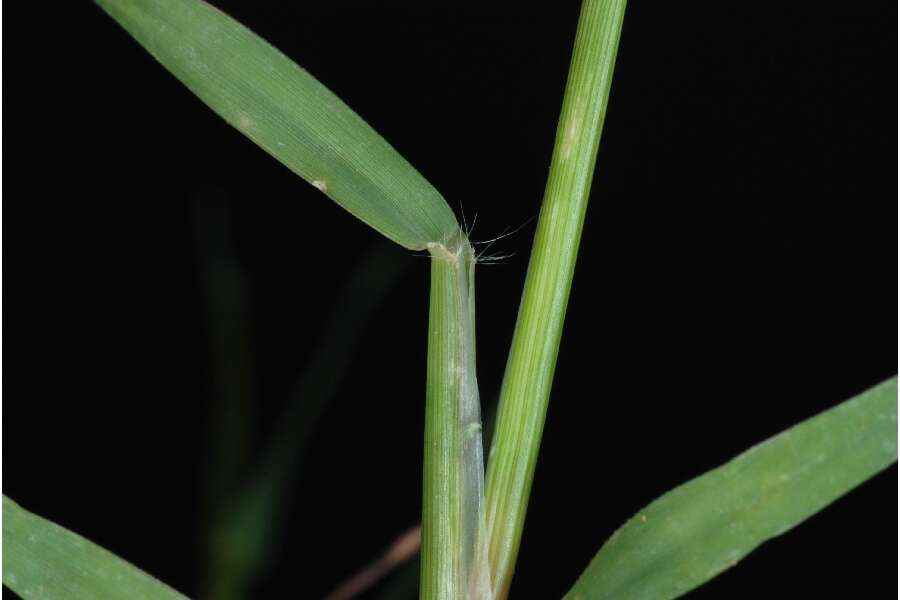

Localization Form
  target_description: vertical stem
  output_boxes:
[421,230,486,599]
[482,1,627,597]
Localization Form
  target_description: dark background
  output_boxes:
[4,1,896,598]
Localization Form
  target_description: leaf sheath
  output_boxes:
[422,231,488,599]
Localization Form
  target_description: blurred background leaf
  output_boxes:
[193,195,411,599]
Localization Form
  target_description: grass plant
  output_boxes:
[3,1,896,599]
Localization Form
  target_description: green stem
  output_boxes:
[482,1,627,596]
[421,230,487,600]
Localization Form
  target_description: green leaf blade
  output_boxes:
[3,496,189,600]
[482,1,627,596]
[564,377,898,600]
[96,0,458,250]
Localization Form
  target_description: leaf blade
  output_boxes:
[96,0,458,250]
[564,377,898,600]
[3,496,188,600]
[481,1,627,596]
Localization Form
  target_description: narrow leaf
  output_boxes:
[3,496,188,600]
[482,0,627,596]
[564,377,898,600]
[96,0,458,250]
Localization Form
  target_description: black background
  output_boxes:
[4,1,897,598]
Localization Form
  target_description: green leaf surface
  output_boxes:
[482,1,627,596]
[564,377,898,600]
[3,496,188,600]
[96,0,458,250]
